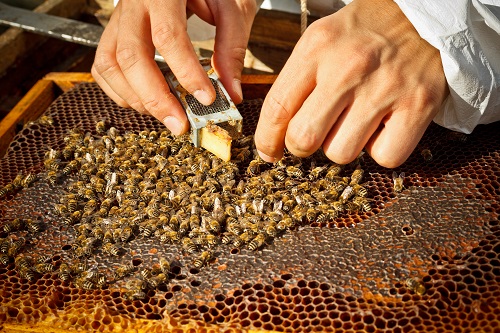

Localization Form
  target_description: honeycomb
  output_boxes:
[1,82,500,332]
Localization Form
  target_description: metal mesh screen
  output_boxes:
[0,82,499,332]
[185,79,230,116]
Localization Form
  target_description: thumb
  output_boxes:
[211,0,258,104]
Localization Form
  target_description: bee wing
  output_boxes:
[399,172,405,179]
[392,171,398,180]
[273,200,283,212]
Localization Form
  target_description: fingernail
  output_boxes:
[257,149,279,163]
[162,116,183,136]
[193,89,213,106]
[233,79,243,102]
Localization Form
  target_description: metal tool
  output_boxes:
[0,2,165,62]
[164,58,242,148]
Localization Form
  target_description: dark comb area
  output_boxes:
[0,82,499,332]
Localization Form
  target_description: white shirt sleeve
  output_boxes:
[394,0,500,134]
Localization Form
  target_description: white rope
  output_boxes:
[300,0,308,35]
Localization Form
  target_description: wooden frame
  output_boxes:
[0,72,276,158]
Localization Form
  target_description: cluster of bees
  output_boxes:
[0,173,36,197]
[0,118,390,299]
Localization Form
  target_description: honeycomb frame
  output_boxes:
[0,82,499,332]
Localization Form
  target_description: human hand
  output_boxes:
[254,0,449,168]
[92,0,257,135]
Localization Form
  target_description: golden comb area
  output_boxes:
[1,82,500,332]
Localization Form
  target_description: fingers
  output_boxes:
[284,86,351,159]
[210,0,258,104]
[92,2,143,111]
[254,58,317,162]
[150,0,215,106]
[365,93,437,168]
[114,0,189,135]
[321,87,390,165]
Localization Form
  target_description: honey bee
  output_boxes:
[0,254,9,265]
[240,219,259,235]
[315,209,330,223]
[146,273,168,289]
[37,115,54,126]
[351,184,368,197]
[62,160,80,176]
[113,264,136,280]
[308,166,327,180]
[182,237,198,254]
[392,172,405,192]
[95,274,107,289]
[446,131,468,143]
[232,147,251,162]
[233,231,253,248]
[159,258,170,274]
[21,173,36,188]
[285,166,304,178]
[325,164,343,181]
[306,207,318,222]
[15,256,32,270]
[223,205,237,218]
[160,230,180,243]
[206,217,221,234]
[277,217,295,231]
[269,169,286,182]
[248,233,267,251]
[0,183,15,197]
[18,267,36,281]
[331,177,349,193]
[405,278,426,295]
[54,203,69,216]
[339,185,355,204]
[193,250,213,268]
[421,149,433,162]
[34,263,55,274]
[70,260,89,275]
[72,245,93,258]
[75,276,95,290]
[44,156,61,172]
[63,211,82,225]
[125,288,146,301]
[282,199,296,213]
[119,225,133,243]
[95,118,108,134]
[46,170,58,186]
[350,166,364,185]
[0,238,10,253]
[67,198,78,213]
[265,221,278,238]
[11,174,24,189]
[102,243,121,256]
[196,234,220,247]
[267,210,283,222]
[140,267,153,280]
[344,201,360,213]
[3,218,24,233]
[7,238,25,257]
[26,219,42,233]
[246,160,261,176]
[58,263,72,281]
[221,232,236,244]
[352,196,372,212]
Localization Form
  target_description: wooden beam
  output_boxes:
[44,72,95,92]
[0,79,55,158]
